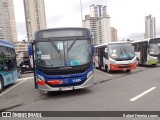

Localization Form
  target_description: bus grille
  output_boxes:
[43,69,86,75]
[46,80,86,87]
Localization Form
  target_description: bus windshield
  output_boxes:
[149,43,160,56]
[108,43,135,61]
[35,39,92,67]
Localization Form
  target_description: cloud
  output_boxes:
[108,0,160,39]
[126,33,144,40]
[125,25,160,40]
[47,15,65,28]
[13,0,160,41]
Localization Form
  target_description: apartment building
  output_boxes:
[23,0,47,41]
[0,0,17,42]
[145,15,156,38]
[83,5,111,45]
[110,27,118,42]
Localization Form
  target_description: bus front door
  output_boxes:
[140,43,147,63]
[98,48,104,69]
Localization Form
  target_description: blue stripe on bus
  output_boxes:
[35,66,93,84]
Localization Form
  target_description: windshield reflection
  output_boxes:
[149,43,160,56]
[108,43,135,61]
[35,40,92,67]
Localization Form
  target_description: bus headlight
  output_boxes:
[87,70,93,78]
[110,60,116,64]
[37,74,45,81]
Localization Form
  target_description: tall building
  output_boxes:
[145,15,156,38]
[0,0,17,42]
[110,27,118,42]
[23,0,47,41]
[83,5,111,45]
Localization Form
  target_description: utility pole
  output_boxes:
[80,0,83,23]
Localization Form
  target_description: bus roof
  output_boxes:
[131,38,160,44]
[131,38,151,43]
[0,39,14,48]
[94,41,131,48]
[34,27,90,40]
[35,27,89,32]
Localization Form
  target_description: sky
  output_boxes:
[13,0,160,41]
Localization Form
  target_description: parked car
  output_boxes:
[20,57,31,73]
[17,57,31,76]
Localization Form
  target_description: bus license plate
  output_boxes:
[61,87,73,91]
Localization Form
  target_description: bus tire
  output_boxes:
[105,65,108,71]
[106,66,111,73]
[98,65,101,69]
[151,64,156,67]
[107,70,111,73]
[0,77,4,93]
[126,69,131,72]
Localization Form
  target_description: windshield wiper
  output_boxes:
[48,39,60,53]
[47,39,62,60]
[123,48,132,60]
[116,48,123,60]
[67,38,77,51]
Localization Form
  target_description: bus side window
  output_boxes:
[104,47,108,59]
[95,48,98,56]
[132,44,135,51]
[10,48,17,69]
[137,44,141,51]
[134,43,141,52]
[0,52,3,71]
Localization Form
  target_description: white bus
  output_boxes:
[94,41,138,72]
[131,38,160,66]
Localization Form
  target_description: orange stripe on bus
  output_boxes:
[48,80,60,85]
[37,80,46,85]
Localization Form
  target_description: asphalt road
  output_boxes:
[0,66,160,119]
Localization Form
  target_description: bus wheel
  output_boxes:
[126,69,131,72]
[151,64,156,67]
[105,65,108,71]
[105,65,111,73]
[0,77,4,93]
[107,69,112,73]
[106,66,111,73]
[98,65,101,69]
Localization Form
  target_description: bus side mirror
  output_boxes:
[105,48,108,53]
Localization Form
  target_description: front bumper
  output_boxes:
[37,74,94,92]
[147,59,158,65]
[110,62,137,71]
